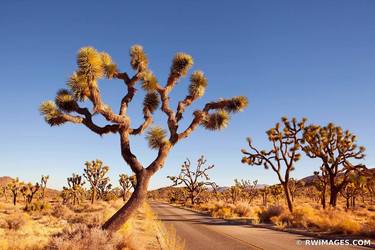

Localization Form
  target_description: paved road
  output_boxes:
[150,201,371,250]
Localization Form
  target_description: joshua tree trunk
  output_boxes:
[102,169,151,231]
[282,182,293,212]
[91,188,97,204]
[321,187,326,209]
[13,194,16,206]
[329,176,339,207]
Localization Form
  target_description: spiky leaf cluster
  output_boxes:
[143,92,160,113]
[130,45,148,72]
[39,101,66,126]
[55,89,77,112]
[77,47,104,80]
[67,72,90,101]
[146,127,167,149]
[224,96,248,113]
[101,52,117,79]
[202,110,229,130]
[189,71,208,99]
[141,70,158,92]
[170,53,193,77]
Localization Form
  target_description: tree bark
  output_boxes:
[102,169,151,231]
[91,188,97,204]
[321,186,326,209]
[330,187,338,207]
[282,183,293,212]
[13,194,16,206]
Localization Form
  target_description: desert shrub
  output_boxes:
[25,200,51,212]
[258,205,284,223]
[211,207,233,219]
[46,223,126,250]
[51,204,73,220]
[3,212,27,230]
[368,206,375,212]
[233,202,253,217]
[270,205,363,235]
[68,212,104,227]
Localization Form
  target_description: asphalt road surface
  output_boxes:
[150,201,371,250]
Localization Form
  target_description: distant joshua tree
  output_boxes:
[168,156,216,205]
[97,179,112,200]
[287,178,304,202]
[119,174,133,201]
[312,165,329,209]
[83,160,109,204]
[8,178,22,206]
[302,123,366,207]
[39,45,247,230]
[20,182,40,210]
[40,175,49,201]
[241,117,306,212]
[234,179,259,205]
[64,173,85,205]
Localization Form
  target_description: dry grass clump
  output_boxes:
[270,204,365,235]
[258,205,284,223]
[46,223,127,250]
[51,204,73,219]
[2,212,28,230]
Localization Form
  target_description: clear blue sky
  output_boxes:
[0,0,374,190]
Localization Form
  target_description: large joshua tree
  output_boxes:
[241,117,306,212]
[39,45,248,231]
[302,123,366,207]
[83,159,109,204]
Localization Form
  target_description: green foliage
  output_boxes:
[202,110,229,130]
[143,92,160,113]
[188,71,208,99]
[170,53,193,77]
[130,45,148,72]
[146,127,167,149]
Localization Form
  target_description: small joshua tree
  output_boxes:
[241,117,306,212]
[0,186,8,201]
[40,175,49,201]
[234,179,259,204]
[97,179,112,200]
[119,174,133,201]
[260,186,270,207]
[287,178,304,202]
[39,45,247,231]
[65,173,85,205]
[20,182,40,210]
[312,166,329,209]
[365,171,375,204]
[269,184,283,204]
[8,178,22,206]
[83,160,109,204]
[167,156,216,205]
[302,123,366,207]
